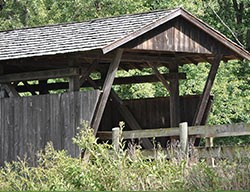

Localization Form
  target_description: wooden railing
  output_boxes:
[97,122,250,141]
[97,123,250,163]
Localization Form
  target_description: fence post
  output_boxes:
[112,127,120,152]
[179,122,188,155]
[205,137,215,167]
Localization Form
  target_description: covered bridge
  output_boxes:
[0,8,249,164]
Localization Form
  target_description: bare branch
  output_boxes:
[207,3,244,47]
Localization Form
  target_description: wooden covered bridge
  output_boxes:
[0,8,249,164]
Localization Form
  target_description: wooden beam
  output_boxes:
[147,62,171,92]
[186,57,198,65]
[110,90,154,149]
[22,81,37,95]
[193,55,222,126]
[0,65,3,74]
[15,73,187,93]
[115,73,186,85]
[91,49,123,135]
[200,55,213,64]
[87,77,100,89]
[39,80,49,94]
[97,123,250,140]
[0,65,7,98]
[69,75,80,92]
[1,83,20,97]
[0,68,80,83]
[79,60,99,86]
[0,62,20,97]
[86,78,153,149]
[169,63,180,127]
[77,51,206,65]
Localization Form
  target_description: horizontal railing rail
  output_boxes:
[97,123,250,140]
[97,122,250,166]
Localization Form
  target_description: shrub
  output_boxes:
[0,123,250,191]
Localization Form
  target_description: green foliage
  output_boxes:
[1,124,250,191]
[209,61,250,125]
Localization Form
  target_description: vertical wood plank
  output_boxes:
[27,96,34,164]
[0,99,5,165]
[8,97,14,162]
[0,99,2,165]
[0,90,103,165]
[62,92,70,154]
[3,98,9,162]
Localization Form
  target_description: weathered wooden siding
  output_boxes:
[132,17,231,55]
[0,90,100,165]
[99,95,212,131]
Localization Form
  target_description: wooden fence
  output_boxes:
[99,95,213,132]
[0,90,100,165]
[97,122,250,161]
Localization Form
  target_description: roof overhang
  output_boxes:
[102,8,250,61]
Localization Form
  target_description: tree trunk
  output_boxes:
[247,29,250,51]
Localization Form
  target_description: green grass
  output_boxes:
[0,123,250,191]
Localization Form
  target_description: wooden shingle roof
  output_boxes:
[0,9,176,61]
[0,8,249,62]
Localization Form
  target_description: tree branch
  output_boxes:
[208,2,244,47]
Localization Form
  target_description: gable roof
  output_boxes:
[0,8,176,61]
[0,8,249,61]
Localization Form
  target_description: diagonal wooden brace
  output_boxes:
[91,49,123,135]
[193,54,223,126]
[110,90,154,149]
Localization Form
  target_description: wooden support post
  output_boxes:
[193,55,222,126]
[112,127,120,152]
[68,58,80,92]
[205,137,215,167]
[110,90,154,149]
[39,80,49,94]
[179,122,188,155]
[169,63,180,128]
[91,49,123,135]
[69,75,80,91]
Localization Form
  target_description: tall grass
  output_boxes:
[0,123,250,191]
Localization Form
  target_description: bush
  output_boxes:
[0,123,250,191]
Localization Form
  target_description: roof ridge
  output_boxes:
[0,8,179,33]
